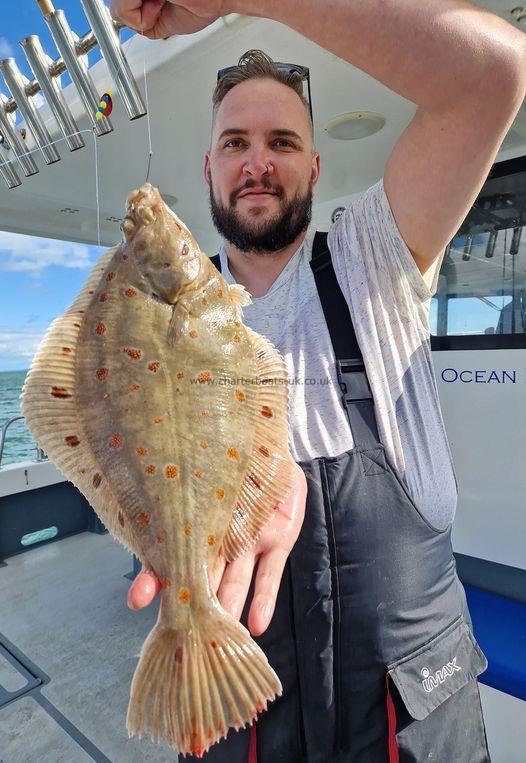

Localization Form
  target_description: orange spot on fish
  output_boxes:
[234,321,241,328]
[179,588,191,604]
[153,417,164,424]
[175,646,183,664]
[137,512,150,525]
[148,361,160,372]
[217,288,223,298]
[184,525,192,536]
[109,433,123,448]
[92,473,102,488]
[189,330,198,339]
[62,347,72,354]
[123,347,141,360]
[145,464,156,474]
[207,535,215,546]
[64,435,80,447]
[99,292,108,302]
[176,371,184,379]
[106,271,116,281]
[201,297,208,306]
[156,533,164,544]
[118,511,125,527]
[259,445,270,457]
[51,386,70,399]
[227,448,240,461]
[196,371,212,383]
[211,640,218,649]
[130,383,139,391]
[194,469,203,478]
[201,411,212,419]
[232,333,241,343]
[96,368,109,382]
[161,577,171,589]
[124,288,137,297]
[235,389,245,402]
[248,474,261,490]
[215,489,225,500]
[165,465,179,478]
[199,441,208,449]
[261,406,273,419]
[175,387,180,393]
[95,322,106,335]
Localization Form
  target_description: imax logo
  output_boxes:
[421,658,462,692]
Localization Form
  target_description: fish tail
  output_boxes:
[126,610,282,757]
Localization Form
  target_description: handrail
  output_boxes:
[0,415,46,469]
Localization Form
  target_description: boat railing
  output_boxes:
[0,415,46,469]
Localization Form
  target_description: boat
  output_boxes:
[0,1,525,760]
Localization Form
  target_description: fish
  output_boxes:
[20,182,298,757]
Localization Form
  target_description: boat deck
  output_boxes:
[0,531,178,763]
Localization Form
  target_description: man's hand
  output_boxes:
[109,0,226,40]
[127,461,307,636]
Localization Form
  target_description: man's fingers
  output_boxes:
[109,0,165,33]
[247,548,288,637]
[127,569,162,610]
[216,552,255,621]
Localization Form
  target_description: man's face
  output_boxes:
[204,78,320,253]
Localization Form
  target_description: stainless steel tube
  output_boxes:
[81,0,146,120]
[0,141,22,188]
[0,57,61,165]
[0,93,39,176]
[21,35,85,152]
[46,8,113,136]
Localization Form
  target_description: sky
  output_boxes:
[0,1,133,372]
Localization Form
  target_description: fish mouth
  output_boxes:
[125,183,161,226]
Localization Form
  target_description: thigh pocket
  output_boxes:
[386,615,488,721]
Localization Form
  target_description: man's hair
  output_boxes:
[212,49,314,138]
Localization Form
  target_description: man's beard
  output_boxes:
[209,177,313,254]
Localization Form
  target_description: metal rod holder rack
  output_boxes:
[0,0,146,190]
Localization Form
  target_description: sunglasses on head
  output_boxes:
[217,62,313,126]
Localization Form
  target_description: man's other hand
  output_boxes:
[109,0,225,40]
[127,461,308,636]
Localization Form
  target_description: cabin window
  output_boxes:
[430,157,526,350]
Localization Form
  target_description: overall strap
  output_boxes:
[210,252,221,272]
[310,231,380,449]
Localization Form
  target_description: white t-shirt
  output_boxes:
[217,177,458,531]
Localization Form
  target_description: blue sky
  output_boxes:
[0,2,134,372]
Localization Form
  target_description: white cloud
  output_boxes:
[0,231,97,278]
[0,327,45,362]
[0,37,14,59]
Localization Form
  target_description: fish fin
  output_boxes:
[20,244,149,563]
[219,326,296,563]
[126,606,281,757]
[228,284,253,322]
[167,303,189,346]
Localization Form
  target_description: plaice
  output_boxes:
[20,182,298,757]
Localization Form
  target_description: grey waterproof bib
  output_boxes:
[180,234,491,762]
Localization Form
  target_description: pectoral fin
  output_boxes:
[167,303,189,346]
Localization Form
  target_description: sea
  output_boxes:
[0,369,35,467]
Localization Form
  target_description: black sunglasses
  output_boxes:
[217,62,313,126]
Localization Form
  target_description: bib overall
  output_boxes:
[180,234,491,763]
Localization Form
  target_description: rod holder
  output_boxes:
[0,58,61,165]
[21,35,85,152]
[46,8,113,136]
[81,0,146,120]
[0,93,39,177]
[0,141,22,188]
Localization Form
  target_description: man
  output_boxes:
[110,1,526,761]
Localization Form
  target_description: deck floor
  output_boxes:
[0,531,180,762]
